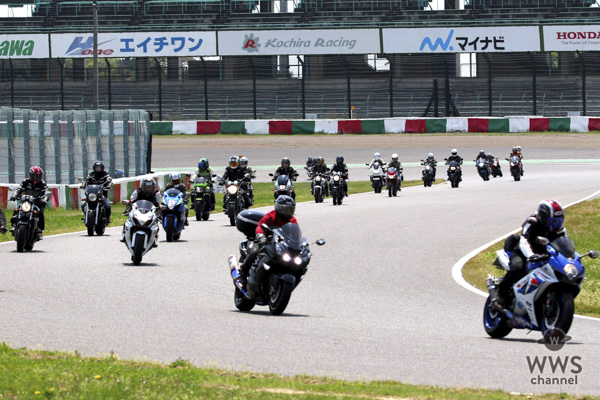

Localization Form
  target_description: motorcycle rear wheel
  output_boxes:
[483,296,513,338]
[234,288,255,312]
[269,279,294,315]
[95,224,105,236]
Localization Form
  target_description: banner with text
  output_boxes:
[0,34,49,59]
[543,25,600,51]
[382,27,540,53]
[51,32,217,58]
[218,29,380,56]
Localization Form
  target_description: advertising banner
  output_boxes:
[543,25,600,51]
[382,27,540,53]
[0,34,49,58]
[51,32,217,57]
[218,29,380,56]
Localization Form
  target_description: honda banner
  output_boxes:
[543,25,600,51]
[218,29,380,56]
[382,27,540,53]
[51,32,217,57]
[0,34,49,59]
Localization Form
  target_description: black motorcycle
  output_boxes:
[270,173,297,200]
[11,194,47,252]
[474,157,490,181]
[312,172,329,203]
[445,159,461,188]
[330,171,345,206]
[489,157,503,178]
[82,184,110,236]
[421,160,436,187]
[229,210,325,315]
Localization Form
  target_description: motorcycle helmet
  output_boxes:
[29,166,43,183]
[336,155,344,165]
[487,153,492,158]
[317,157,324,166]
[374,152,381,160]
[537,199,564,232]
[281,157,291,169]
[517,146,522,152]
[198,158,209,171]
[479,150,485,157]
[141,177,156,195]
[169,172,181,185]
[512,147,518,154]
[274,195,295,220]
[451,149,458,156]
[240,156,249,169]
[391,153,399,162]
[93,160,105,176]
[229,155,239,169]
[427,153,435,160]
[307,156,314,166]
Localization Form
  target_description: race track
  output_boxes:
[1,136,599,395]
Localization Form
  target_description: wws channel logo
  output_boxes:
[65,36,114,56]
[419,30,454,52]
[526,329,582,386]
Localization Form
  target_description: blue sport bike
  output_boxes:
[484,235,598,339]
[160,188,187,242]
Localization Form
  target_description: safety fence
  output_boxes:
[0,107,150,184]
[150,116,600,134]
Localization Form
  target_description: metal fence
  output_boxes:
[0,107,150,184]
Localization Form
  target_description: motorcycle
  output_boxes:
[270,173,297,200]
[505,155,522,181]
[484,236,598,339]
[122,199,160,265]
[160,188,186,242]
[421,160,436,187]
[366,162,385,193]
[445,159,461,188]
[312,172,329,203]
[474,157,490,181]
[489,157,503,178]
[386,167,400,197]
[81,184,110,236]
[229,209,326,315]
[330,171,345,206]
[11,194,48,252]
[191,176,213,221]
[240,173,256,208]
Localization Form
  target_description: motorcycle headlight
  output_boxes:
[294,256,302,265]
[196,187,202,193]
[315,176,321,182]
[450,166,456,171]
[479,163,484,167]
[227,186,238,195]
[425,165,431,170]
[21,202,32,212]
[88,193,97,202]
[563,264,578,281]
[510,162,515,167]
[333,175,340,181]
[279,185,287,190]
[168,200,177,210]
[282,253,291,262]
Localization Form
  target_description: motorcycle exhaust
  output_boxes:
[228,255,248,296]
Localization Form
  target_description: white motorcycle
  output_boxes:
[366,161,385,193]
[122,200,160,265]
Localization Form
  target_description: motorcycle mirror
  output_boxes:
[121,200,128,205]
[315,239,326,246]
[587,250,599,259]
[536,237,550,245]
[261,223,273,234]
[268,173,274,176]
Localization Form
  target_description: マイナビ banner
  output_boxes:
[218,29,380,56]
[543,25,600,51]
[382,27,540,53]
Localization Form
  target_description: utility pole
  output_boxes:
[92,0,99,109]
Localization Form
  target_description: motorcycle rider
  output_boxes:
[423,153,437,180]
[239,156,255,207]
[122,177,163,245]
[80,160,113,224]
[310,157,329,196]
[495,199,566,307]
[10,166,48,240]
[0,208,7,234]
[164,172,189,226]
[330,155,349,196]
[193,158,215,211]
[238,195,298,288]
[273,157,297,181]
[475,150,491,176]
[368,152,386,169]
[387,153,403,190]
[446,149,464,181]
[510,146,524,176]
[222,155,249,212]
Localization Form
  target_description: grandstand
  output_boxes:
[0,0,599,120]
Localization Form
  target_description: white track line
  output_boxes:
[452,188,600,322]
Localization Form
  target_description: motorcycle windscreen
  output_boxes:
[387,167,397,174]
[164,188,182,198]
[276,175,290,186]
[195,177,206,184]
[85,184,103,195]
[550,236,576,259]
[135,200,154,213]
[279,223,304,251]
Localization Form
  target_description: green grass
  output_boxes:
[1,343,597,400]
[0,180,435,243]
[462,198,600,318]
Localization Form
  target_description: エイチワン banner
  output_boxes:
[543,25,600,51]
[0,34,49,59]
[218,29,380,56]
[382,27,540,53]
[50,32,217,57]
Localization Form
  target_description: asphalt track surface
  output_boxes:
[1,136,600,395]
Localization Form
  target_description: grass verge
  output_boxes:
[1,343,597,400]
[462,197,600,318]
[0,179,437,243]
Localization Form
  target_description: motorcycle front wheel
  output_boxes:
[195,201,203,221]
[165,216,175,242]
[483,296,513,338]
[228,205,236,226]
[86,211,95,236]
[269,278,294,315]
[132,235,145,265]
[540,292,574,335]
[16,225,27,253]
